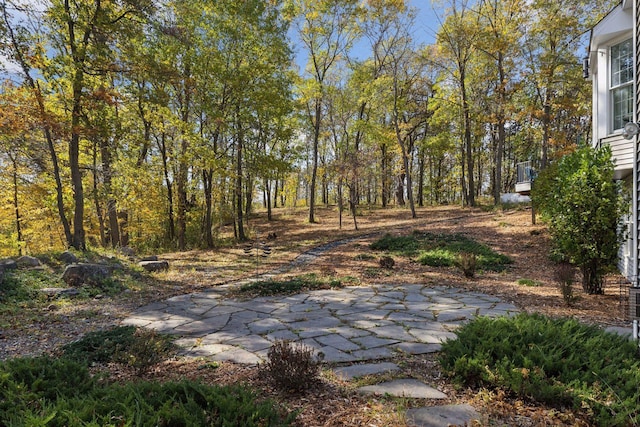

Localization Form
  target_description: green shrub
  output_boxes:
[61,325,138,364]
[238,274,344,297]
[532,146,627,294]
[516,278,542,287]
[440,313,640,426]
[0,357,294,426]
[370,234,420,253]
[115,328,176,374]
[61,326,175,372]
[0,360,295,427]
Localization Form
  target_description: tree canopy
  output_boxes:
[0,0,618,255]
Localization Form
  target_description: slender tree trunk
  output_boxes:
[494,52,506,206]
[70,83,86,250]
[92,144,106,247]
[235,107,246,241]
[417,145,425,207]
[158,132,175,242]
[309,98,321,223]
[461,68,475,207]
[541,97,551,168]
[265,179,273,221]
[337,178,343,229]
[348,184,358,230]
[10,154,22,256]
[202,169,214,248]
[396,173,405,206]
[380,143,389,208]
[402,148,417,218]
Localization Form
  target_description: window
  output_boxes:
[611,38,634,131]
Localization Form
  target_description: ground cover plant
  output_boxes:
[440,313,640,426]
[370,231,512,272]
[236,273,345,297]
[61,326,176,374]
[0,357,294,426]
[1,334,293,426]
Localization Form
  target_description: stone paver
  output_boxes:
[333,362,400,380]
[118,238,511,423]
[123,284,519,364]
[357,379,447,399]
[406,404,481,427]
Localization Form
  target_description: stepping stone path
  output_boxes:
[406,404,481,427]
[123,284,518,364]
[358,378,447,399]
[122,235,519,425]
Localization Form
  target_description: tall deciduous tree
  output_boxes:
[290,0,361,223]
[436,0,480,206]
[45,0,152,249]
[475,0,524,205]
[1,0,73,248]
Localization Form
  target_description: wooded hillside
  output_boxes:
[0,0,616,256]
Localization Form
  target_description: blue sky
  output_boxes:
[291,0,444,70]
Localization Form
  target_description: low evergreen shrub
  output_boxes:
[0,356,294,426]
[370,234,420,253]
[370,232,512,272]
[61,325,138,364]
[61,326,175,373]
[238,274,344,297]
[440,313,640,426]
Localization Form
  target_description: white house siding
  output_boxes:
[591,1,636,285]
[599,134,634,179]
[619,177,635,283]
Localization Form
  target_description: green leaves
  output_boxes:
[532,146,627,294]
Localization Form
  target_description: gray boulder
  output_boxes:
[16,255,41,268]
[59,251,79,264]
[0,259,17,271]
[62,263,110,286]
[139,260,169,272]
[119,246,136,257]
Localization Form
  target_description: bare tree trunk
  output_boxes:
[235,107,246,241]
[202,169,214,248]
[461,68,475,207]
[309,99,321,223]
[10,154,22,255]
[91,144,106,247]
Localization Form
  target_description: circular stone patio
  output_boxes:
[122,284,518,364]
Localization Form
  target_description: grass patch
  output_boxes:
[370,232,512,272]
[0,356,294,426]
[237,273,344,297]
[440,313,640,426]
[516,278,542,287]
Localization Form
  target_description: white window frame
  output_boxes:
[610,37,634,132]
